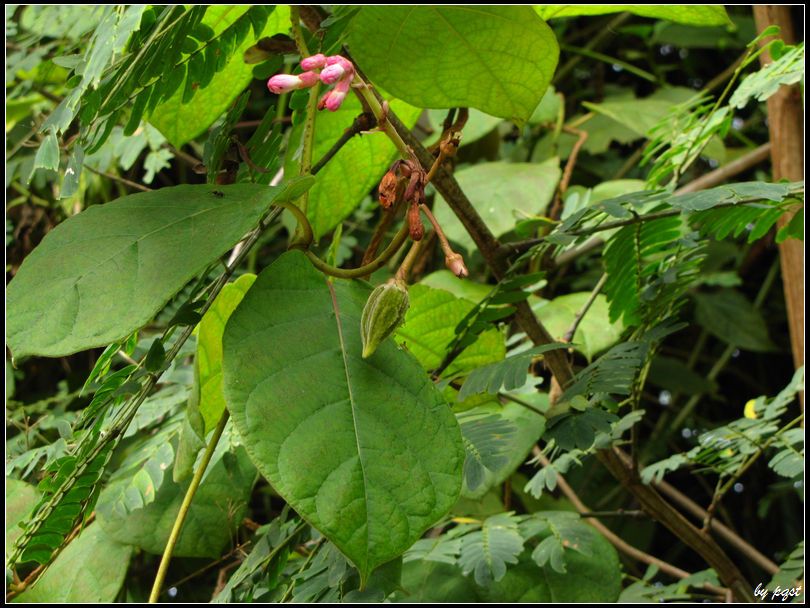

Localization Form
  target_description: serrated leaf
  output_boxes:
[222,251,464,581]
[347,6,559,123]
[7,179,314,359]
[434,159,561,253]
[12,523,132,603]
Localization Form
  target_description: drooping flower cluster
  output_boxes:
[267,54,355,112]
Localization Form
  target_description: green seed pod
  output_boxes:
[360,278,409,358]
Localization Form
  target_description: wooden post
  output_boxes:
[752,7,804,403]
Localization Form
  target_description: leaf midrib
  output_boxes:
[326,279,371,570]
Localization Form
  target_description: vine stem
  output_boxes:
[305,222,409,279]
[149,411,230,603]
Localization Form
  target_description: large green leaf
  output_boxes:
[420,270,493,303]
[583,87,698,138]
[196,273,257,433]
[535,5,731,26]
[434,159,561,252]
[693,289,775,352]
[533,293,625,361]
[7,179,314,359]
[395,284,505,375]
[347,7,559,123]
[12,523,132,603]
[482,537,621,602]
[222,251,464,581]
[150,7,289,147]
[285,94,421,239]
[396,523,621,602]
[96,443,255,557]
[6,479,40,558]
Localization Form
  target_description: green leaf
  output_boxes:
[6,479,40,558]
[420,270,493,303]
[150,7,288,147]
[285,93,421,239]
[535,5,731,26]
[7,179,314,359]
[222,251,464,581]
[395,561,480,602]
[730,43,804,109]
[347,6,559,123]
[424,109,503,148]
[533,293,625,361]
[434,159,561,252]
[483,530,622,602]
[648,355,717,396]
[12,523,132,603]
[458,344,568,401]
[693,289,775,352]
[395,284,506,376]
[461,400,547,499]
[28,129,60,182]
[583,86,699,139]
[460,413,518,492]
[196,273,256,433]
[458,512,524,585]
[96,444,255,558]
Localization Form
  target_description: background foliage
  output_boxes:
[5,4,804,603]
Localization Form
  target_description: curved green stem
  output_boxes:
[276,201,313,248]
[306,222,410,279]
[352,75,410,158]
[148,411,230,603]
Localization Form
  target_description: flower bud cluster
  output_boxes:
[267,54,355,112]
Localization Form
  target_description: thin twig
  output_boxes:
[563,273,607,343]
[674,143,772,194]
[548,126,589,222]
[83,165,151,192]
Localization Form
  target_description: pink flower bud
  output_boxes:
[266,71,319,94]
[319,76,351,112]
[319,63,348,84]
[300,53,327,70]
[326,55,353,69]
